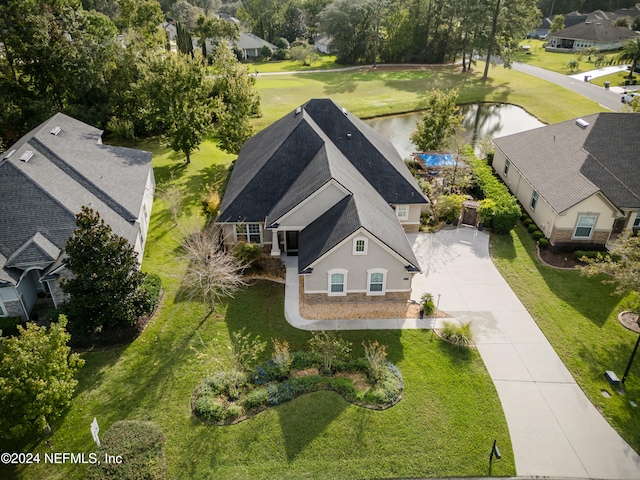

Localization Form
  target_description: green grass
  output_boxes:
[254,60,607,130]
[247,54,343,73]
[490,224,640,453]
[514,39,619,75]
[590,69,639,88]
[5,139,514,479]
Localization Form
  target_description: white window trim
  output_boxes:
[327,268,348,296]
[530,191,539,211]
[0,300,6,317]
[234,223,263,244]
[395,205,409,220]
[572,214,598,239]
[634,212,640,228]
[367,268,387,296]
[353,237,368,255]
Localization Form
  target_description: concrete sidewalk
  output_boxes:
[411,228,640,479]
[282,228,640,478]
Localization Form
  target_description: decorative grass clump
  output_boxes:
[440,321,474,348]
[192,351,404,424]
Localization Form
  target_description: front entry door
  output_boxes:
[285,231,299,256]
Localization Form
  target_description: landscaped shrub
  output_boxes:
[241,387,270,410]
[205,370,247,400]
[523,217,533,226]
[528,223,538,233]
[532,231,544,241]
[232,242,262,266]
[329,376,357,398]
[364,340,387,384]
[421,292,436,316]
[309,331,352,373]
[538,238,549,248]
[141,273,162,313]
[0,316,24,337]
[364,362,404,404]
[440,321,473,348]
[573,250,608,261]
[290,351,322,369]
[468,156,521,234]
[194,394,226,422]
[271,338,292,378]
[435,194,466,222]
[85,420,166,480]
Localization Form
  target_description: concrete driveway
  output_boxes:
[409,228,640,479]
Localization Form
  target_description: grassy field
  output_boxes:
[254,60,607,130]
[5,140,514,480]
[490,224,640,453]
[248,54,342,73]
[513,39,619,75]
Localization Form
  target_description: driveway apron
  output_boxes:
[409,228,640,479]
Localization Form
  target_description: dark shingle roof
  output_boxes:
[550,21,638,42]
[493,113,640,213]
[219,99,424,271]
[0,113,153,285]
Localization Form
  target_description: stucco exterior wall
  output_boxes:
[554,194,617,231]
[398,204,423,233]
[304,230,412,294]
[276,182,347,228]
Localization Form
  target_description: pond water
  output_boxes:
[364,103,546,159]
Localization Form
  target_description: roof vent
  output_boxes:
[3,149,16,160]
[346,133,352,139]
[576,118,589,129]
[19,151,34,162]
[295,107,302,115]
[50,126,61,135]
[342,107,348,116]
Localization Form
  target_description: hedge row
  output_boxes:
[468,157,521,234]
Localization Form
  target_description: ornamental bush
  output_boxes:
[441,321,473,348]
[468,157,520,234]
[532,231,544,241]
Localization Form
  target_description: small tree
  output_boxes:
[272,338,292,377]
[363,340,387,385]
[549,14,564,34]
[230,328,267,371]
[62,207,152,332]
[309,331,351,373]
[179,225,248,311]
[157,181,183,226]
[580,233,640,314]
[260,44,273,59]
[410,88,462,152]
[289,42,318,66]
[0,315,84,440]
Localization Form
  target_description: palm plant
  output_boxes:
[617,38,640,79]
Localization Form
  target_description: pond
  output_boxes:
[364,103,546,159]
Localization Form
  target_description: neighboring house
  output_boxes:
[492,113,640,249]
[546,20,639,51]
[217,99,428,312]
[314,34,333,54]
[235,33,278,59]
[0,113,155,320]
[532,12,588,38]
[161,19,177,41]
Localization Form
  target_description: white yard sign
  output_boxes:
[90,417,100,447]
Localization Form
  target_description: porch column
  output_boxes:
[270,229,281,256]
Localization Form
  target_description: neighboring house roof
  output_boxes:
[493,113,640,214]
[314,34,332,47]
[549,21,639,42]
[218,99,427,273]
[0,113,153,286]
[235,33,278,51]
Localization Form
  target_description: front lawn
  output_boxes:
[7,139,514,480]
[490,224,640,453]
[247,54,343,73]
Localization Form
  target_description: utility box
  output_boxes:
[605,370,620,386]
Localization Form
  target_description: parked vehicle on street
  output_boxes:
[621,93,637,104]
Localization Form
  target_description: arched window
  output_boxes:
[328,269,348,296]
[367,268,387,295]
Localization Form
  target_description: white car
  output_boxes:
[621,93,637,104]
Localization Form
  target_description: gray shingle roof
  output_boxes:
[550,21,639,42]
[493,113,640,213]
[236,33,278,51]
[0,113,153,285]
[218,99,425,271]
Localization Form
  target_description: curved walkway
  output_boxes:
[283,228,640,478]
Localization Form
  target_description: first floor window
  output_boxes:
[574,215,597,238]
[236,224,261,243]
[367,269,387,295]
[396,205,408,220]
[504,159,510,177]
[530,191,539,211]
[328,269,347,295]
[634,212,640,228]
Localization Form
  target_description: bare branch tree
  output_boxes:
[179,225,248,311]
[157,182,183,226]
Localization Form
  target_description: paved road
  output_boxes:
[512,62,625,112]
[411,228,640,479]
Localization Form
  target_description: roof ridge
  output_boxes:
[30,137,137,222]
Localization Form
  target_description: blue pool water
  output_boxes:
[416,153,456,167]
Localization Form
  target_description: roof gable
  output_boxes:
[550,21,639,42]
[6,232,61,269]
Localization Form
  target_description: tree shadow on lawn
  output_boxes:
[223,280,406,460]
[514,225,618,327]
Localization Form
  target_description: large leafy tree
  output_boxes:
[580,233,640,314]
[410,88,462,152]
[136,52,214,163]
[549,14,565,34]
[62,207,152,331]
[320,0,377,64]
[279,3,308,43]
[210,42,261,154]
[193,14,240,57]
[0,315,84,440]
